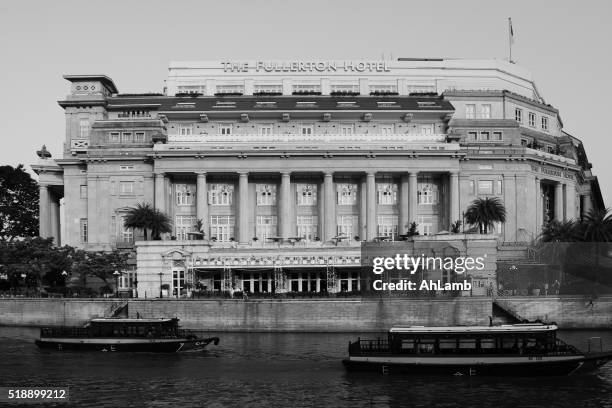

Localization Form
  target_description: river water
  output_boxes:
[0,327,611,407]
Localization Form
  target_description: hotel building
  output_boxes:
[32,58,603,298]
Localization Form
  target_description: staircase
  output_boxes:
[492,299,524,325]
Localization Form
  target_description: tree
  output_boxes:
[123,203,172,240]
[0,164,39,240]
[464,197,506,234]
[73,250,129,288]
[580,208,612,242]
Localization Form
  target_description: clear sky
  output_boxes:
[0,0,610,204]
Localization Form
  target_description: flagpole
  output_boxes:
[508,17,513,63]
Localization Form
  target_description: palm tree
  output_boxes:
[123,203,172,240]
[464,197,506,234]
[538,219,580,285]
[580,208,612,242]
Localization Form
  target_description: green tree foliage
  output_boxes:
[72,250,129,287]
[465,197,507,234]
[0,165,39,240]
[123,203,172,240]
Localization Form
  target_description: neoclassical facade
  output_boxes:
[32,59,603,298]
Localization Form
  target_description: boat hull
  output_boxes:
[35,337,219,353]
[342,353,612,376]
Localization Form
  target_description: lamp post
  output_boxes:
[61,271,68,298]
[158,271,163,298]
[113,270,120,298]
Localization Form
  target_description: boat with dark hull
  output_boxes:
[35,318,219,353]
[343,324,612,376]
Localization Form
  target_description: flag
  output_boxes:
[509,17,515,44]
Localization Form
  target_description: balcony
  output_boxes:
[524,147,576,165]
[70,139,89,154]
[166,132,448,144]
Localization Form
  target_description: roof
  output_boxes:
[107,95,455,113]
[90,318,176,323]
[389,324,557,334]
[63,75,119,93]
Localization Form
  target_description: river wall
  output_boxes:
[495,296,612,329]
[0,298,490,331]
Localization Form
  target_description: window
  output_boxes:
[547,145,554,153]
[256,216,277,241]
[172,269,185,296]
[178,124,192,136]
[406,84,436,94]
[420,124,434,135]
[120,165,134,170]
[417,182,438,205]
[119,270,138,290]
[515,108,523,123]
[337,215,358,238]
[176,184,194,205]
[337,183,358,205]
[480,131,490,141]
[541,116,548,131]
[528,112,536,127]
[379,124,395,134]
[480,104,491,119]
[467,131,478,141]
[339,124,354,135]
[377,183,398,205]
[521,139,528,147]
[417,215,433,236]
[79,119,90,138]
[258,124,273,135]
[495,180,503,195]
[330,84,359,93]
[109,132,120,143]
[469,180,475,195]
[121,132,133,143]
[256,184,277,206]
[369,84,397,94]
[80,185,87,199]
[177,84,206,94]
[119,181,134,194]
[219,124,232,135]
[465,104,476,119]
[210,215,235,242]
[297,216,318,241]
[176,215,197,240]
[478,180,493,195]
[297,184,317,206]
[300,124,314,135]
[254,84,282,94]
[208,184,233,205]
[80,218,88,243]
[493,132,503,141]
[292,84,321,93]
[216,84,244,94]
[377,215,398,238]
[135,132,145,142]
[119,215,133,243]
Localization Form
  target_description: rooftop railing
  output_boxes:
[166,132,448,144]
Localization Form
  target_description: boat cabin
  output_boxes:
[40,318,184,339]
[351,324,576,356]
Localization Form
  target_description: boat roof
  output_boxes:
[90,318,177,323]
[389,324,558,334]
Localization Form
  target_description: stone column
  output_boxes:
[50,197,61,246]
[323,172,335,241]
[535,177,541,235]
[279,172,291,238]
[238,172,250,243]
[555,182,564,221]
[408,172,418,227]
[399,174,409,235]
[449,171,460,226]
[196,172,208,237]
[366,172,377,240]
[154,172,166,213]
[582,194,593,218]
[565,183,576,220]
[38,185,50,238]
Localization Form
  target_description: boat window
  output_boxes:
[401,339,415,351]
[138,326,145,336]
[458,339,477,350]
[501,337,518,350]
[480,338,496,350]
[439,338,457,351]
[418,340,435,354]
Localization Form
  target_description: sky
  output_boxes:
[0,0,611,204]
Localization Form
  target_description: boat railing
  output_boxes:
[350,338,391,355]
[40,327,90,338]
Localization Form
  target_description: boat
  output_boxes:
[35,317,219,353]
[342,323,612,376]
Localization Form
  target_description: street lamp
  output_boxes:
[113,270,120,297]
[158,271,163,299]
